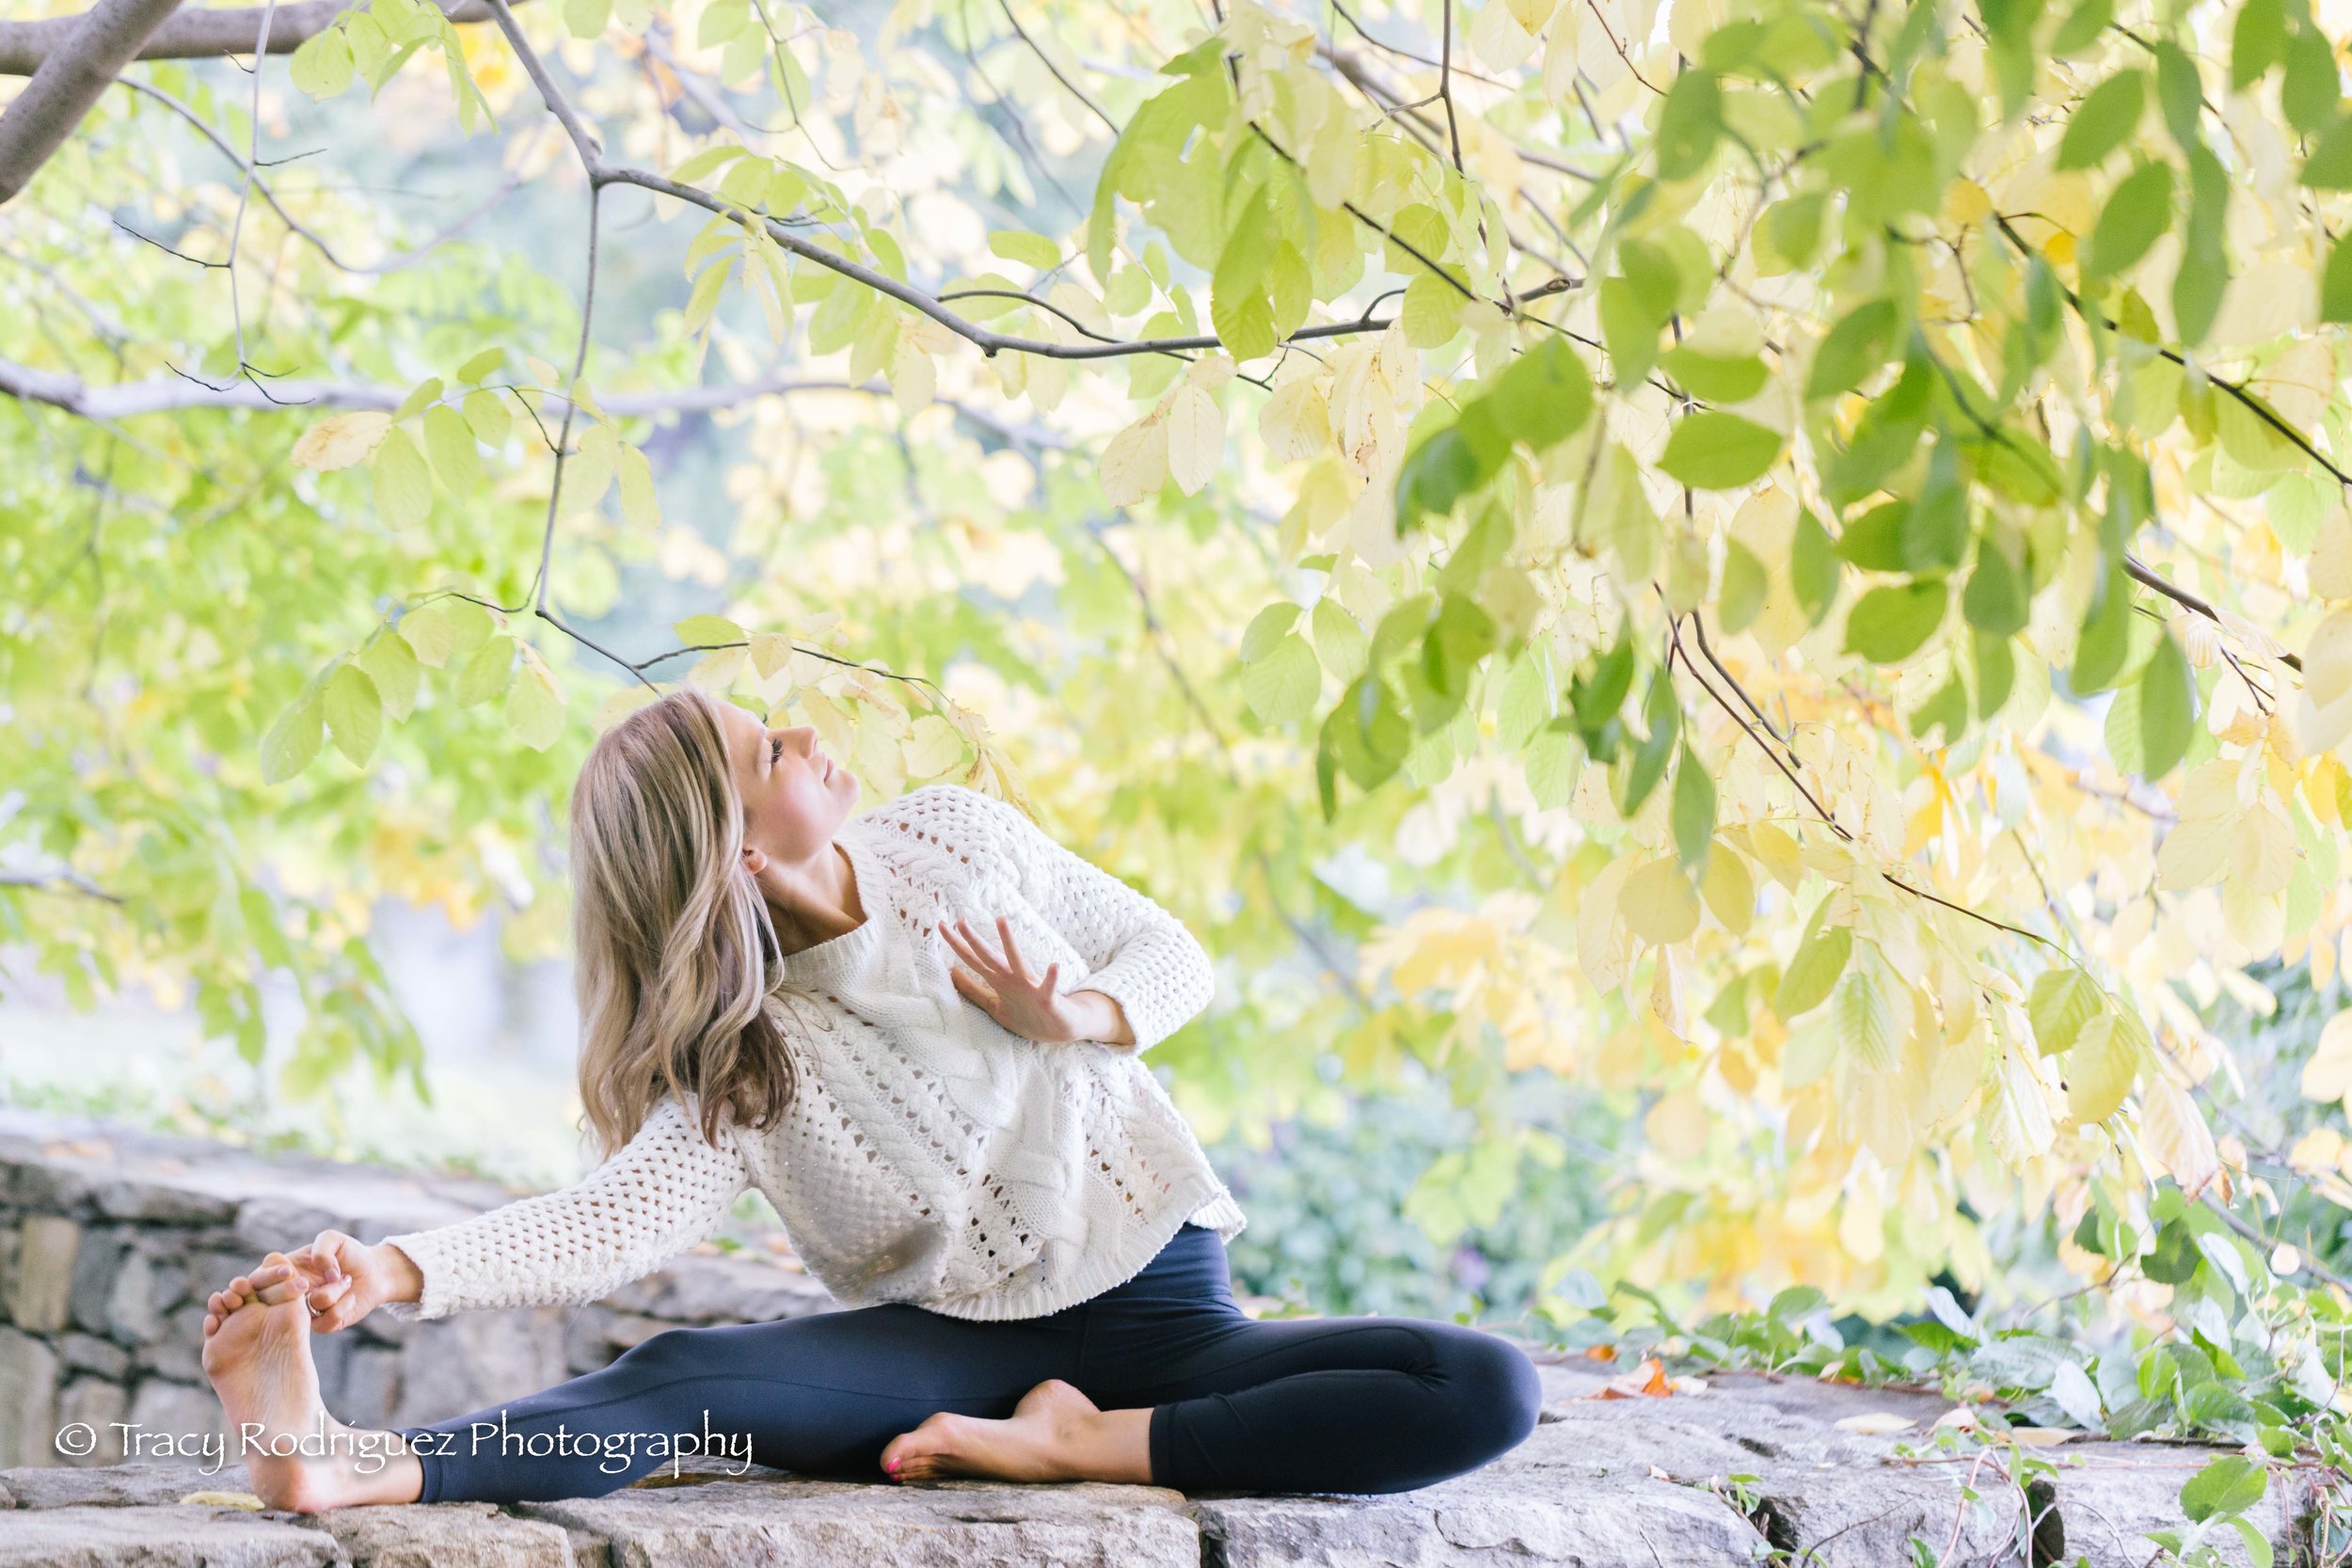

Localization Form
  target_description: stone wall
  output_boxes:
[0,1107,836,1472]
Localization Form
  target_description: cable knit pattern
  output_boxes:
[380,784,1245,1325]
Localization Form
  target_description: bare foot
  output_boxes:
[202,1291,420,1513]
[880,1379,1135,1485]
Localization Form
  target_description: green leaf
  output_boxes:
[1719,540,1768,634]
[2283,26,2341,133]
[505,651,568,751]
[1843,580,1947,663]
[2323,234,2352,324]
[1655,68,1723,181]
[1963,535,2030,635]
[1393,425,1486,532]
[1599,277,1662,385]
[1242,633,1321,723]
[1659,347,1766,403]
[674,613,745,646]
[454,633,516,706]
[2082,161,2174,279]
[1671,745,1715,869]
[1776,924,1851,1019]
[2056,71,2144,170]
[2232,0,2286,89]
[2072,569,2134,693]
[1791,509,1840,625]
[2136,631,2195,778]
[616,443,660,530]
[421,404,482,495]
[1241,602,1304,662]
[371,427,434,531]
[1805,299,1898,402]
[260,696,323,784]
[1620,671,1680,814]
[2030,968,2104,1055]
[1400,271,1463,348]
[1486,338,1594,452]
[323,663,383,767]
[1658,412,1783,490]
[359,631,421,721]
[289,26,356,99]
[2180,1455,2266,1523]
[2309,113,2352,188]
[455,346,506,384]
[987,230,1062,269]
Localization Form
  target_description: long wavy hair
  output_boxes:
[570,688,802,1156]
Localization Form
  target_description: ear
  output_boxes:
[742,846,768,877]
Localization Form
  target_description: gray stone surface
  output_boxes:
[0,1324,58,1469]
[0,1457,229,1507]
[521,1476,1200,1568]
[56,1375,130,1465]
[0,1505,341,1567]
[11,1214,79,1333]
[314,1502,578,1568]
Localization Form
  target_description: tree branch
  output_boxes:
[0,0,186,204]
[0,355,1047,422]
[0,0,515,75]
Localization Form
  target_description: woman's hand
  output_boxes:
[939,914,1122,1045]
[202,1231,422,1337]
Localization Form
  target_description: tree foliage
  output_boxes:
[8,0,2352,1345]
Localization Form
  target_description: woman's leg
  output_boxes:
[881,1225,1544,1496]
[399,1300,1085,1504]
[1078,1225,1547,1496]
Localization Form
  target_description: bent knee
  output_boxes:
[1433,1327,1544,1458]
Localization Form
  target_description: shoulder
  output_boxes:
[852,784,1034,857]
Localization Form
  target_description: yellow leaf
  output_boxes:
[291,411,391,470]
[1620,856,1701,945]
[1167,385,1223,496]
[2140,1073,2220,1197]
[1832,1412,1915,1435]
[2300,1012,2352,1103]
[1699,845,1755,934]
[2066,1013,2138,1125]
[1100,414,1168,507]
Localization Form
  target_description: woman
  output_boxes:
[200,689,1543,1512]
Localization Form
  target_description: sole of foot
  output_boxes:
[879,1378,1104,1484]
[200,1295,338,1513]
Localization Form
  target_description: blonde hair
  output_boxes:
[570,688,800,1156]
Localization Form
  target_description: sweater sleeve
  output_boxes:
[375,1095,753,1321]
[948,786,1216,1053]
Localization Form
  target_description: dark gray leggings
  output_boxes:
[399,1222,1545,1500]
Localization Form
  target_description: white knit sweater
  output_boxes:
[380,784,1247,1323]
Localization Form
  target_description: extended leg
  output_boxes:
[1064,1224,1546,1496]
[1093,1314,1547,1496]
[400,1302,1082,1504]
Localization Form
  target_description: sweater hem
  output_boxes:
[909,1176,1248,1322]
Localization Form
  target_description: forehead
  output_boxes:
[715,701,760,752]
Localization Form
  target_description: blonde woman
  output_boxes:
[199,688,1542,1512]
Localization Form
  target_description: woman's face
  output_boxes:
[718,701,856,867]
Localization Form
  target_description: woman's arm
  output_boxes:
[375,1095,754,1320]
[946,786,1216,1054]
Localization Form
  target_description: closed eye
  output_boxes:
[770,736,784,766]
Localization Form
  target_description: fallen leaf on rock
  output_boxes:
[179,1492,264,1510]
[2001,1428,2081,1447]
[1933,1406,1984,1432]
[1590,1356,1675,1399]
[1833,1412,1915,1435]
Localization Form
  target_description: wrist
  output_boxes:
[377,1241,425,1304]
[1072,989,1136,1048]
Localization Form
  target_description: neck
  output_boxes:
[763,839,865,956]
